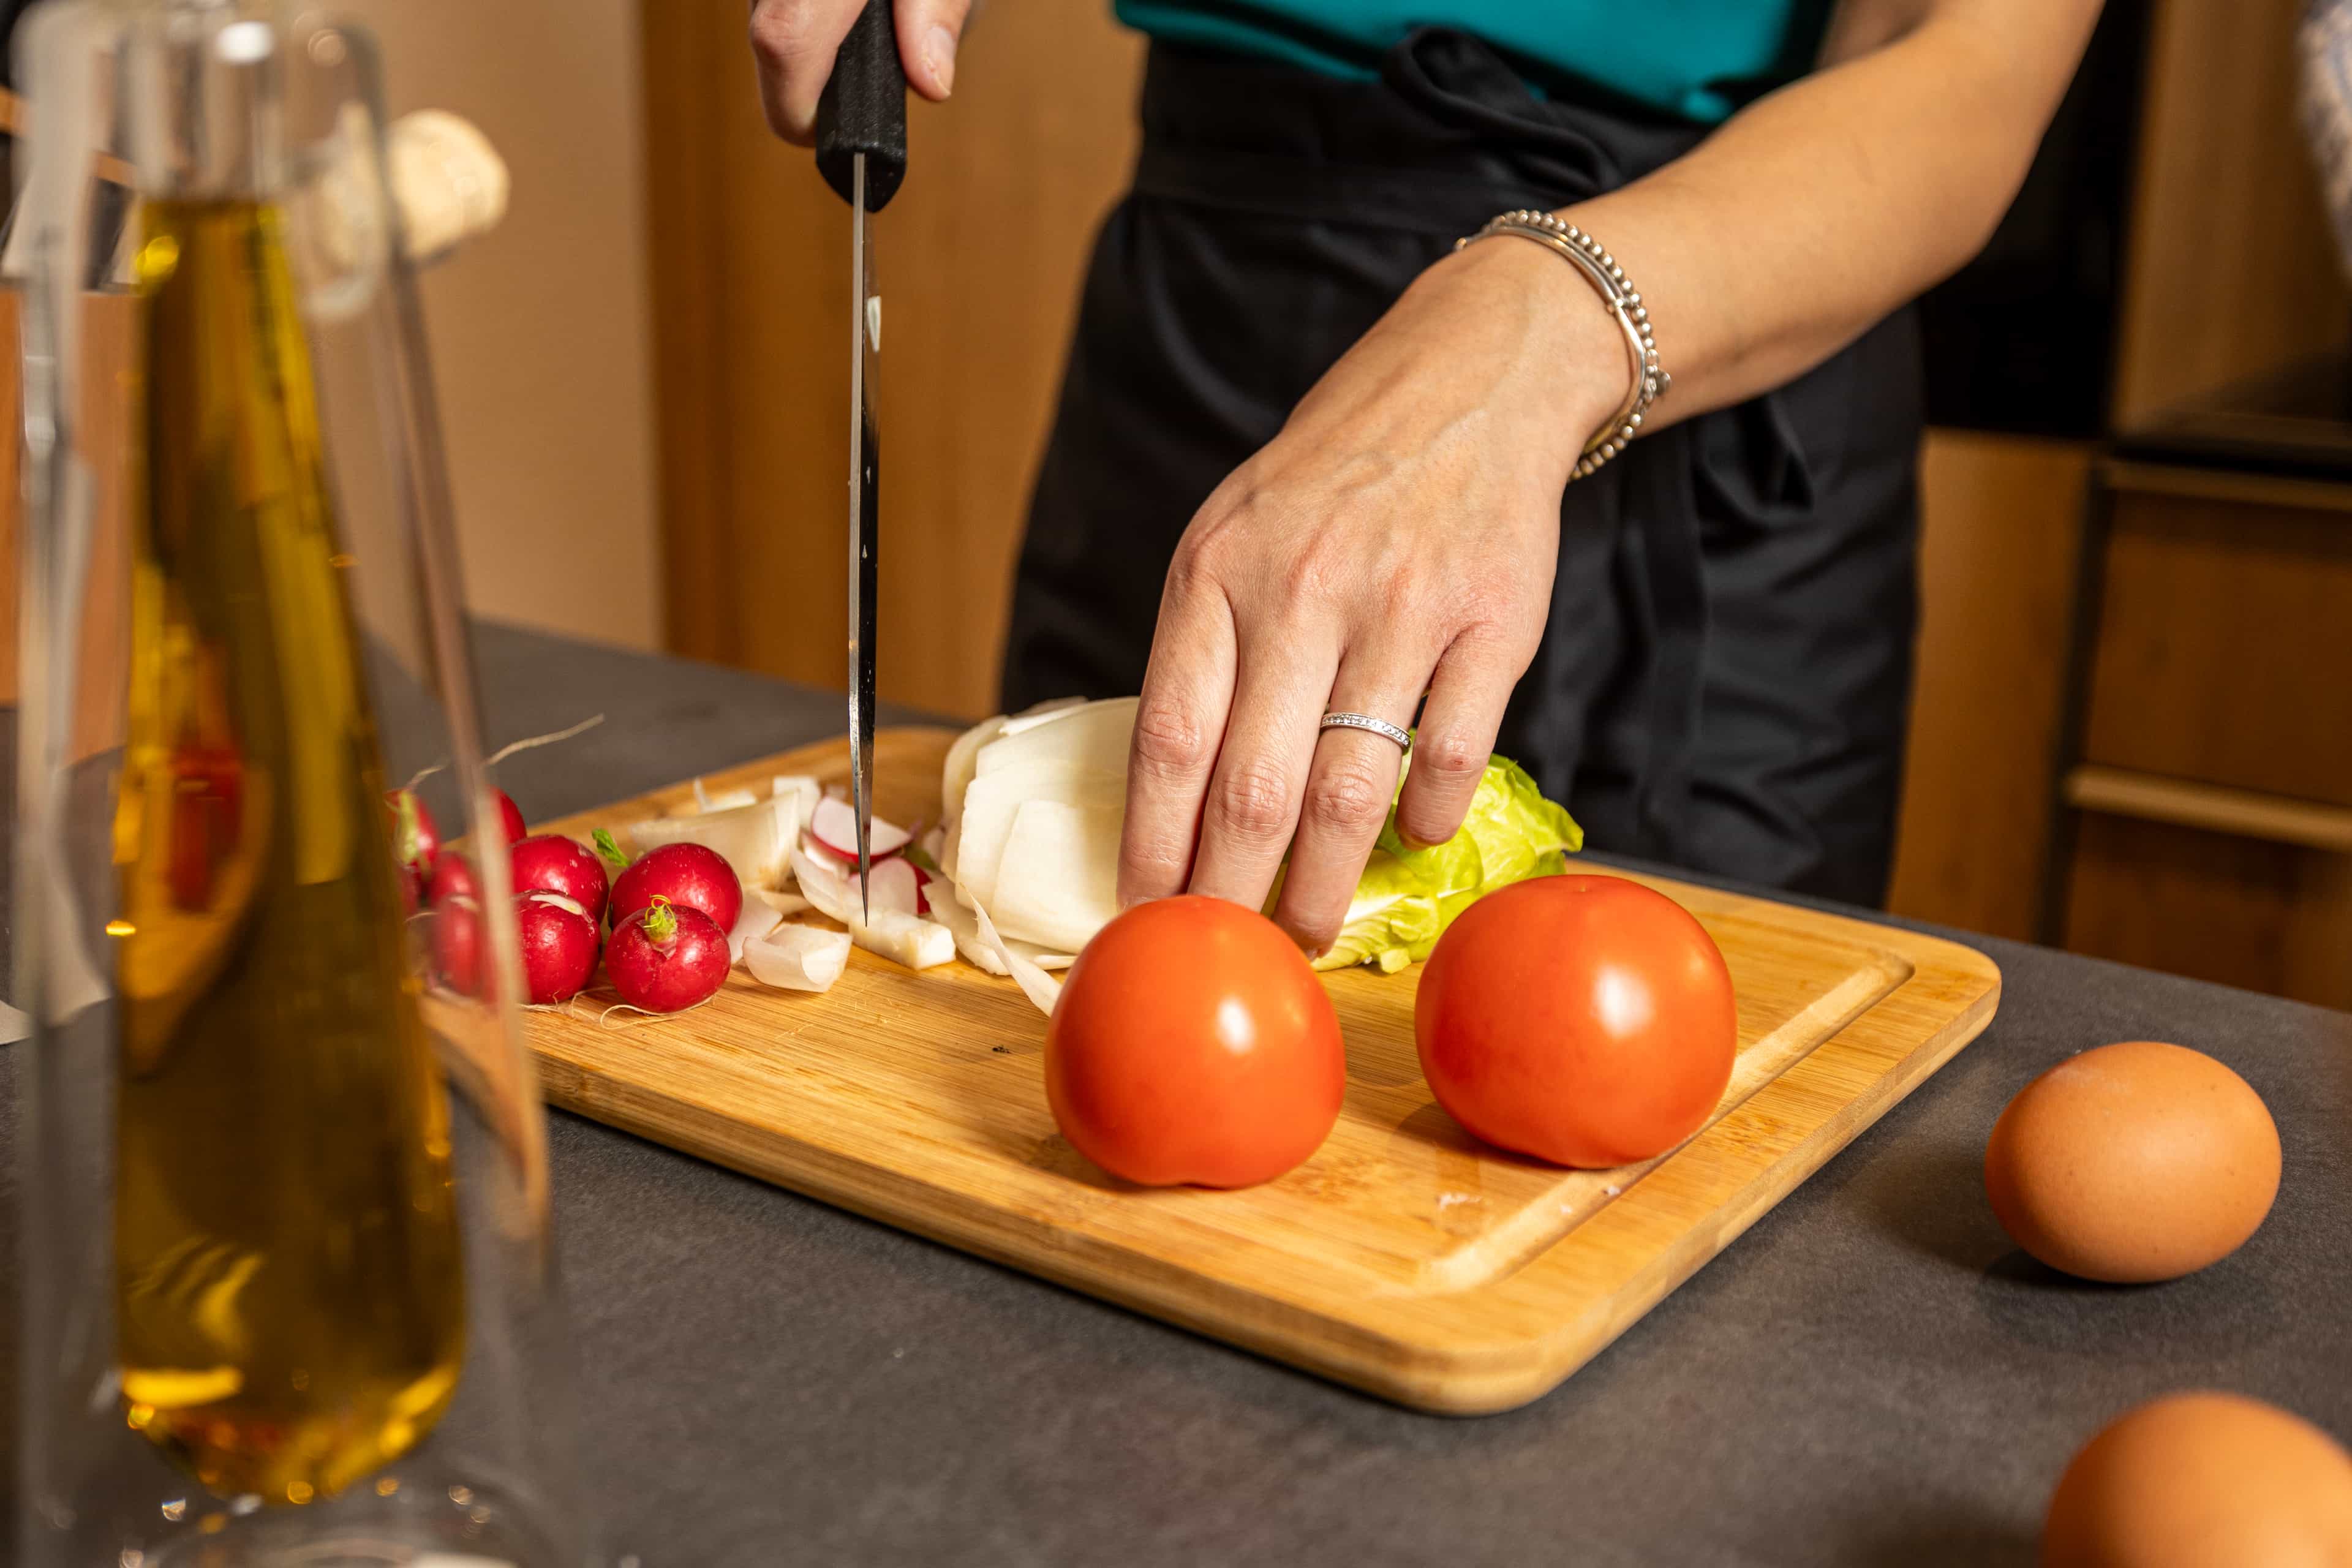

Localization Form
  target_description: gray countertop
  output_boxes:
[10,622,2351,1567]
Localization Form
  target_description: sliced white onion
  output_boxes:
[626,788,801,892]
[974,696,1136,780]
[954,761,1123,910]
[924,884,1074,975]
[744,923,852,992]
[966,888,1062,1015]
[727,898,784,965]
[772,775,821,828]
[939,715,1005,883]
[789,847,955,970]
[752,887,810,916]
[986,797,1122,953]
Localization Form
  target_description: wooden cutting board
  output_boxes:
[522,728,2000,1414]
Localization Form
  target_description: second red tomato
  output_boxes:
[1415,874,1736,1168]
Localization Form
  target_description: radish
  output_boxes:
[609,840,742,933]
[809,796,911,861]
[862,855,922,919]
[431,891,482,996]
[744,924,852,993]
[515,891,599,1004]
[428,850,479,910]
[386,788,441,908]
[606,896,729,1012]
[493,788,527,845]
[511,834,610,923]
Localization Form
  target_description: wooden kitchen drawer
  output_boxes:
[2081,467,2352,806]
[2060,805,2352,1011]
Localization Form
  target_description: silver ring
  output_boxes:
[1320,711,1411,750]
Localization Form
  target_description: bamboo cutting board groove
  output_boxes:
[523,728,2000,1414]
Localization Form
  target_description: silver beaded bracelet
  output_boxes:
[1456,208,1668,481]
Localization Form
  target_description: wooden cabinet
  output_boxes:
[2051,459,2352,1008]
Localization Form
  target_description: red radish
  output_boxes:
[432,892,483,995]
[515,891,599,1005]
[494,788,528,845]
[511,834,609,923]
[605,896,729,1012]
[386,787,440,880]
[428,850,480,910]
[609,842,742,933]
[911,864,932,917]
[809,796,911,861]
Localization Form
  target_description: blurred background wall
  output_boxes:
[344,0,662,651]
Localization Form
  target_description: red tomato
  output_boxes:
[1415,875,1736,1168]
[1046,895,1345,1188]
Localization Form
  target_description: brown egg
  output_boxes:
[2043,1392,2352,1566]
[1984,1041,2279,1283]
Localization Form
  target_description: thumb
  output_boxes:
[896,0,974,100]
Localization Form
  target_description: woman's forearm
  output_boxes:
[1551,0,2102,429]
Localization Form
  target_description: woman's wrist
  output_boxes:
[1419,235,1639,478]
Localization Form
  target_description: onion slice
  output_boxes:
[923,884,1074,976]
[745,924,852,992]
[625,786,802,892]
[727,898,784,965]
[789,847,955,970]
[966,889,1062,1016]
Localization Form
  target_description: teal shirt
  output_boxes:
[1114,1,1830,124]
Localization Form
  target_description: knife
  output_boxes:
[815,3,907,920]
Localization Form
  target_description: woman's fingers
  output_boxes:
[750,0,967,145]
[1184,630,1335,919]
[748,0,864,144]
[1269,660,1427,956]
[1118,578,1238,908]
[897,0,972,99]
[1394,631,1521,851]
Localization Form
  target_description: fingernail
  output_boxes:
[926,24,956,95]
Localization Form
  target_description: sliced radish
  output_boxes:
[864,856,921,919]
[728,898,784,965]
[808,796,912,861]
[745,923,852,993]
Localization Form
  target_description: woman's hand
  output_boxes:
[748,0,970,144]
[1118,236,1627,955]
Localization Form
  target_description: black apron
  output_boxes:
[1001,30,1922,908]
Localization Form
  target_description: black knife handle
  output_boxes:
[815,1,908,211]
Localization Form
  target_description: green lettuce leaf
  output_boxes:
[1313,752,1581,973]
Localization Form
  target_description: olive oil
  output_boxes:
[111,197,465,1504]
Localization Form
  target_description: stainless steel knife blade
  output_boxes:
[848,151,879,920]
